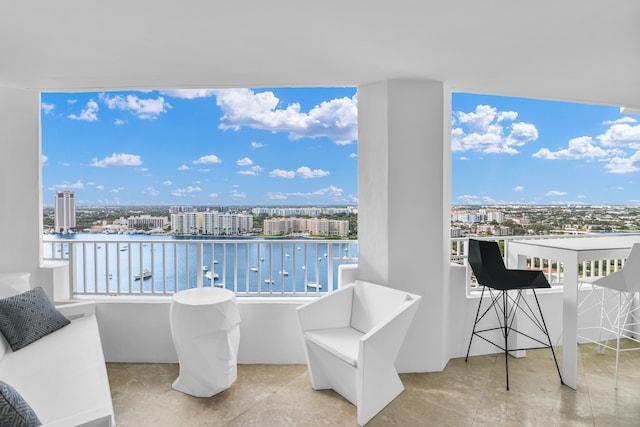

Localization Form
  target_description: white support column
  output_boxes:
[358,79,451,372]
[0,88,45,286]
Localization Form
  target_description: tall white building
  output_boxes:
[54,190,76,233]
[171,211,253,235]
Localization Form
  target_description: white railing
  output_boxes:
[452,234,636,289]
[45,238,357,297]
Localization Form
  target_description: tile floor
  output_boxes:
[107,343,639,426]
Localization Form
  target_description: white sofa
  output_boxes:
[0,273,115,427]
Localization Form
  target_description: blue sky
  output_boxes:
[41,89,640,206]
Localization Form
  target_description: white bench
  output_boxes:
[0,273,115,427]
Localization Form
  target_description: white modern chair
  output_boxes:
[296,280,421,426]
[578,242,640,388]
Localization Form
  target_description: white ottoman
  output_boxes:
[170,287,241,397]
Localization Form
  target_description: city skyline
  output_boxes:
[42,89,640,206]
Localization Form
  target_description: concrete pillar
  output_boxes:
[358,79,451,372]
[0,88,44,285]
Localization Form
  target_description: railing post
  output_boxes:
[197,241,203,288]
[68,242,76,298]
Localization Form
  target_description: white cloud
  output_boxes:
[597,123,640,149]
[67,99,77,105]
[171,186,202,197]
[238,165,264,176]
[270,169,295,179]
[350,153,358,158]
[296,166,330,178]
[69,100,99,122]
[533,136,611,160]
[452,104,538,154]
[91,153,142,168]
[42,154,48,164]
[236,157,253,166]
[251,141,264,149]
[48,180,85,191]
[114,119,126,126]
[214,88,358,144]
[193,154,221,165]
[286,185,343,199]
[268,192,287,200]
[603,117,636,125]
[96,185,104,190]
[177,165,190,171]
[231,189,246,198]
[513,186,524,192]
[41,102,55,115]
[143,187,160,196]
[109,187,124,193]
[546,190,567,196]
[99,93,171,120]
[160,89,217,99]
[163,180,172,185]
[604,151,640,174]
[208,193,219,198]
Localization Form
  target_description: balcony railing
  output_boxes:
[43,237,357,297]
[452,234,634,290]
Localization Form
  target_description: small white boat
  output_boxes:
[134,269,152,280]
[250,267,258,272]
[285,254,291,257]
[213,260,219,264]
[202,265,208,271]
[324,253,327,257]
[264,279,274,284]
[280,270,289,276]
[306,281,322,289]
[205,271,219,281]
[301,266,306,270]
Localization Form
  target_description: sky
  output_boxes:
[41,89,640,207]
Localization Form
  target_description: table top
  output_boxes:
[509,235,640,252]
[172,287,236,305]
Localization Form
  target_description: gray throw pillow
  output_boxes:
[0,380,41,426]
[0,287,70,351]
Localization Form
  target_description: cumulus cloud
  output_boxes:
[350,153,358,158]
[238,165,264,176]
[48,180,85,191]
[171,186,202,197]
[452,104,538,154]
[268,192,287,200]
[41,102,55,115]
[143,187,160,196]
[251,141,264,149]
[546,190,567,196]
[513,186,524,192]
[192,154,221,165]
[604,151,640,174]
[177,165,190,171]
[603,117,636,125]
[597,123,640,149]
[214,88,358,144]
[114,119,126,126]
[69,100,99,122]
[163,180,172,185]
[533,136,611,160]
[99,93,171,120]
[287,185,343,199]
[236,157,253,166]
[91,153,142,167]
[270,169,296,179]
[296,166,330,178]
[42,155,48,165]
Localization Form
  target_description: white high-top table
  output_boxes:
[507,235,640,389]
[170,287,241,397]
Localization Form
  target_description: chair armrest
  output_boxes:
[297,285,354,332]
[55,301,96,320]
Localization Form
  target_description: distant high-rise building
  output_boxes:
[54,190,76,233]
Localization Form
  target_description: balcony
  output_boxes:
[43,237,358,297]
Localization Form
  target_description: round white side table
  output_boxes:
[170,287,241,397]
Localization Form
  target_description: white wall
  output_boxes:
[0,88,46,288]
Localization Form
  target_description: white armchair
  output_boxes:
[296,280,421,426]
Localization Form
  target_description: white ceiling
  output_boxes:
[1,1,639,109]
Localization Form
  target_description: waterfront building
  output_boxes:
[127,215,168,231]
[171,211,253,235]
[54,190,75,233]
[263,217,349,237]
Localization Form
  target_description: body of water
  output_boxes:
[44,234,358,296]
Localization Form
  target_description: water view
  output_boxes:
[44,234,358,296]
